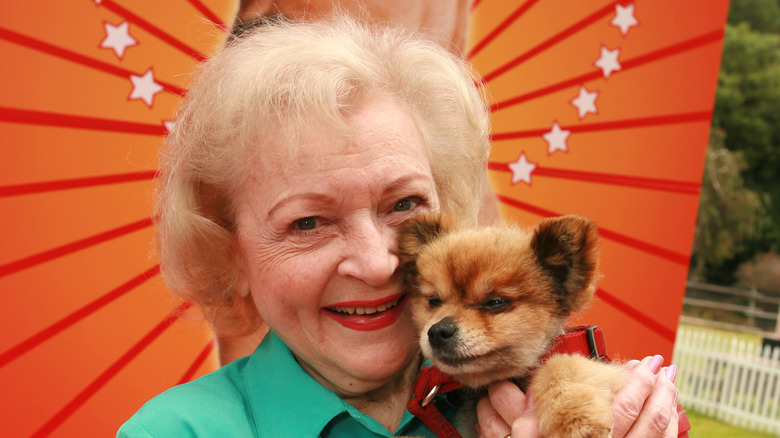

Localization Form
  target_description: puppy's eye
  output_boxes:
[428,296,442,308]
[481,297,509,313]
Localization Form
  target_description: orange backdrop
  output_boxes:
[0,0,728,436]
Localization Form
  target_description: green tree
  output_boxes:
[714,24,780,195]
[702,20,780,279]
[728,0,780,34]
[690,130,768,283]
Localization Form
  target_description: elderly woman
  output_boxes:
[118,15,679,438]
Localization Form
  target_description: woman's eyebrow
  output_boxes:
[267,193,335,218]
[381,174,433,196]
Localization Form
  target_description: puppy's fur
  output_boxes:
[399,213,628,438]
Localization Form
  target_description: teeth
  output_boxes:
[331,297,400,316]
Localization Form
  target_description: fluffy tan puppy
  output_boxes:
[399,213,629,438]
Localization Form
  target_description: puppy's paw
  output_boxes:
[535,381,615,438]
[551,409,613,438]
[532,355,628,438]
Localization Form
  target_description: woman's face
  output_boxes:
[235,95,440,395]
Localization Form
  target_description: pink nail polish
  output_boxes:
[666,364,677,382]
[649,354,664,373]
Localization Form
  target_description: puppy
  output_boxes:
[399,213,628,438]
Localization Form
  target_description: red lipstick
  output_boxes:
[323,294,407,331]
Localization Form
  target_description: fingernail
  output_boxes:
[524,390,534,411]
[627,359,640,366]
[666,364,677,382]
[649,354,664,373]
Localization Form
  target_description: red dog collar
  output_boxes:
[407,325,690,438]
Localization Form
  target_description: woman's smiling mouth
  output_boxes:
[328,295,403,315]
[323,294,407,331]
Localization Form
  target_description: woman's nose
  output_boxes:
[337,218,399,286]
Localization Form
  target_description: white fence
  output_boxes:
[673,326,780,435]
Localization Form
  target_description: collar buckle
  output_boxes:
[585,325,605,360]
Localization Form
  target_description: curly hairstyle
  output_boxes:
[156,14,491,336]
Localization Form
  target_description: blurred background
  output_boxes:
[0,0,778,436]
[673,1,780,436]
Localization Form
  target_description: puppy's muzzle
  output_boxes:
[428,316,458,351]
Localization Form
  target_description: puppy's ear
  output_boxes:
[531,215,599,315]
[398,212,451,256]
[397,212,455,289]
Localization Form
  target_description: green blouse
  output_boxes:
[117,331,452,437]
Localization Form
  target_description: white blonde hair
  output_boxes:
[157,14,491,335]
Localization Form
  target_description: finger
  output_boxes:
[612,355,664,438]
[476,393,512,438]
[624,367,678,438]
[623,359,641,371]
[488,381,527,426]
[662,398,680,438]
[510,391,542,438]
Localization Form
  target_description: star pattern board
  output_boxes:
[0,1,232,436]
[0,0,730,436]
[100,21,137,59]
[473,0,729,363]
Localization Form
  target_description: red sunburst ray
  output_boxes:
[0,171,158,198]
[479,0,630,84]
[0,217,154,278]
[490,111,712,140]
[0,107,168,135]
[29,302,191,438]
[0,27,185,95]
[595,288,676,341]
[186,0,228,30]
[467,0,540,60]
[0,266,161,369]
[489,30,724,112]
[488,163,700,194]
[177,340,216,385]
[493,194,688,265]
[99,0,209,61]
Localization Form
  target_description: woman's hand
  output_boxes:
[475,381,540,438]
[612,355,679,438]
[475,354,680,438]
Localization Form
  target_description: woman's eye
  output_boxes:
[394,197,418,212]
[295,217,319,230]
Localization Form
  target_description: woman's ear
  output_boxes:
[234,249,251,298]
[236,275,251,298]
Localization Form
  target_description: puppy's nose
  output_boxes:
[428,316,458,350]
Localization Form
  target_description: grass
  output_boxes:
[678,323,763,344]
[686,410,778,437]
[676,324,778,437]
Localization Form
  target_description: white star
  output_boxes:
[129,68,164,107]
[508,152,537,185]
[94,0,102,4]
[543,122,571,155]
[101,21,137,59]
[571,86,598,119]
[611,4,638,36]
[594,46,621,78]
[163,120,176,133]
